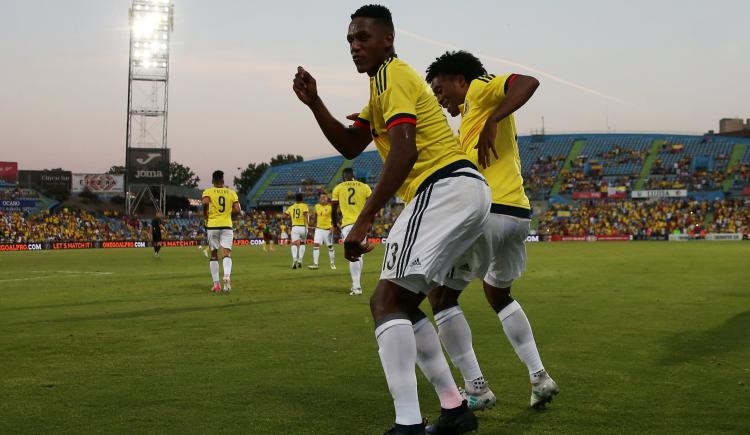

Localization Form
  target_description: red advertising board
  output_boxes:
[743,187,750,196]
[596,235,632,241]
[0,162,18,184]
[549,235,631,242]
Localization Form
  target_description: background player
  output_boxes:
[309,193,336,270]
[202,170,241,294]
[427,50,559,408]
[151,211,164,258]
[260,220,275,253]
[331,168,371,294]
[285,193,309,269]
[294,5,490,434]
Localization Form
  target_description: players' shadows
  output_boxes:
[660,309,750,365]
[484,406,552,434]
[12,302,255,325]
[0,299,138,312]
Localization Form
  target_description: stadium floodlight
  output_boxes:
[125,0,174,216]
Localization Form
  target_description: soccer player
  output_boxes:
[279,222,289,245]
[285,193,309,269]
[427,50,559,408]
[309,193,336,270]
[260,220,275,253]
[151,211,163,258]
[202,170,241,293]
[331,168,371,293]
[293,5,490,434]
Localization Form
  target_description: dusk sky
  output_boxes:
[1,0,748,188]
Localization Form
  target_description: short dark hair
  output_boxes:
[425,50,487,83]
[351,4,393,31]
[212,170,224,182]
[343,167,354,175]
[295,193,304,202]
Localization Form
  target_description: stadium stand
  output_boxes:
[645,136,734,191]
[518,136,574,200]
[350,151,383,184]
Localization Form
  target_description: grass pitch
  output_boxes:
[1,242,748,434]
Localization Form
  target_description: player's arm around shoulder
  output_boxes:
[476,74,540,168]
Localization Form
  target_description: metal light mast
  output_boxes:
[125,0,174,215]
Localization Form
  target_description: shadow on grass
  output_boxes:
[11,300,267,325]
[491,406,549,434]
[661,310,750,365]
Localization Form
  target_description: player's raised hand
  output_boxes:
[293,66,318,106]
[475,120,500,168]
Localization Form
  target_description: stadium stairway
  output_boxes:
[634,139,666,190]
[247,170,277,207]
[722,143,746,192]
[549,139,587,196]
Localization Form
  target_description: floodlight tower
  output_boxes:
[125,0,174,215]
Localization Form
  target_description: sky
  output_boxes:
[0,0,748,189]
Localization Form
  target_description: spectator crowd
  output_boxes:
[0,206,401,244]
[539,199,749,239]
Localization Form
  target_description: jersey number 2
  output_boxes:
[347,187,356,205]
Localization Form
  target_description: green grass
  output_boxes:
[1,242,749,434]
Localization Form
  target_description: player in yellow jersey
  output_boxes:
[293,5,488,433]
[331,167,372,294]
[427,50,558,410]
[309,193,336,270]
[202,170,241,294]
[284,193,309,269]
[279,223,289,245]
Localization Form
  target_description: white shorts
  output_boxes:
[483,213,530,288]
[341,224,353,240]
[380,166,492,294]
[314,228,333,246]
[291,226,307,243]
[207,229,234,250]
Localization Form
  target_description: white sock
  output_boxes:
[291,245,298,262]
[299,245,306,262]
[313,247,320,265]
[413,317,463,409]
[499,301,545,379]
[328,246,335,264]
[209,260,219,283]
[375,318,422,425]
[350,258,362,288]
[222,256,232,278]
[435,306,485,393]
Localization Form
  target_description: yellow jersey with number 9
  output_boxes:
[202,187,239,229]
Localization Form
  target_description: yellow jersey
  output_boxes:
[459,74,530,212]
[332,180,372,227]
[355,56,467,202]
[314,203,333,230]
[286,202,309,227]
[202,187,239,229]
